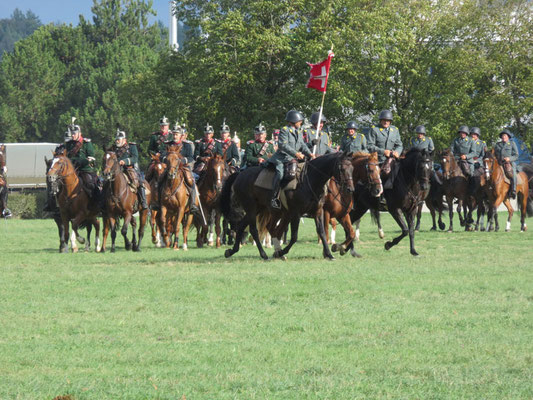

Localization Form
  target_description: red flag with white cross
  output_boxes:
[306,50,335,92]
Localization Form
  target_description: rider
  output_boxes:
[467,126,486,196]
[409,125,441,185]
[451,125,474,177]
[112,129,148,210]
[193,123,217,180]
[146,116,171,192]
[265,110,315,209]
[494,129,519,199]
[180,124,195,167]
[214,120,240,172]
[165,123,200,212]
[367,109,403,188]
[303,112,334,156]
[340,121,367,153]
[65,119,100,205]
[244,123,275,168]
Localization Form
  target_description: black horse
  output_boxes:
[220,152,355,260]
[350,148,432,256]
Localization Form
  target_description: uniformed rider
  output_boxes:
[265,110,315,209]
[451,125,474,176]
[180,124,195,167]
[340,121,367,153]
[303,112,334,156]
[214,120,240,172]
[367,109,403,188]
[469,127,486,170]
[193,123,217,180]
[244,123,275,168]
[146,116,171,186]
[112,129,148,210]
[494,129,519,199]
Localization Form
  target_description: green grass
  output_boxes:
[0,214,532,399]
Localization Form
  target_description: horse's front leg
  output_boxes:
[385,208,408,251]
[110,217,117,252]
[173,208,185,250]
[315,210,334,260]
[181,213,194,250]
[406,210,419,256]
[248,213,268,260]
[503,198,514,232]
[134,209,149,252]
[215,211,222,248]
[130,216,138,250]
[60,216,70,253]
[159,206,170,248]
[102,216,110,252]
[415,203,423,232]
[225,217,250,258]
[446,194,455,232]
[339,213,359,258]
[121,212,133,250]
[85,222,92,252]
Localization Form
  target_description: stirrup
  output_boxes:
[271,198,281,209]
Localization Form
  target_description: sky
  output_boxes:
[0,0,170,26]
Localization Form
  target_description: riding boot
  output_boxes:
[270,174,282,209]
[432,169,442,185]
[509,174,516,199]
[189,183,200,213]
[138,185,148,210]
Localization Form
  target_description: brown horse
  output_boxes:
[47,149,101,253]
[440,149,470,232]
[325,152,382,257]
[159,147,195,249]
[196,153,229,248]
[147,154,167,247]
[0,144,9,217]
[101,151,151,252]
[483,151,531,232]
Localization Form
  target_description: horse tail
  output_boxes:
[219,171,239,219]
[526,196,533,218]
[256,210,271,240]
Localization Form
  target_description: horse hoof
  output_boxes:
[438,222,446,231]
[447,229,453,233]
[378,230,385,239]
[384,242,392,251]
[77,237,85,245]
[430,227,436,231]
[72,248,78,253]
[411,251,420,256]
[133,246,141,252]
[339,247,346,256]
[351,250,362,258]
[224,249,233,258]
[331,243,338,252]
[111,248,115,253]
[100,248,105,253]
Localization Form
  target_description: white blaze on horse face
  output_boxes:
[158,164,162,170]
[50,158,60,170]
[2,166,6,174]
[106,153,111,160]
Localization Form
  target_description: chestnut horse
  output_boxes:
[483,151,532,232]
[147,154,167,247]
[440,149,470,232]
[0,145,8,217]
[220,152,355,260]
[101,151,151,252]
[325,152,382,257]
[46,149,100,253]
[196,153,229,248]
[159,147,195,249]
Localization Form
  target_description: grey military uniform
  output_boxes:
[367,125,403,163]
[494,140,518,185]
[470,139,486,169]
[409,136,434,153]
[267,125,312,179]
[340,133,367,153]
[303,127,334,155]
[451,136,475,174]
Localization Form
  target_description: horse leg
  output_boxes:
[373,208,385,239]
[92,216,101,252]
[225,217,249,258]
[503,198,514,232]
[110,217,117,252]
[339,214,359,258]
[446,194,454,232]
[130,216,138,250]
[428,201,437,231]
[182,214,193,250]
[215,211,222,248]
[70,222,79,253]
[121,213,132,250]
[248,214,268,260]
[60,217,69,253]
[330,218,337,245]
[384,208,408,251]
[159,206,171,248]
[415,203,422,232]
[406,210,419,256]
[101,216,110,253]
[316,210,334,260]
[275,216,299,259]
[134,209,148,252]
[173,208,186,250]
[518,190,527,232]
[85,222,92,252]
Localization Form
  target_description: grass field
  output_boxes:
[0,214,532,400]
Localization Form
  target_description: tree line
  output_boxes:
[0,0,531,167]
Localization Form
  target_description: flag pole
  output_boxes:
[313,45,334,155]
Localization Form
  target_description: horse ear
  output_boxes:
[44,155,49,163]
[0,144,5,151]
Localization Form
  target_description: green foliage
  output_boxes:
[7,190,47,219]
[0,8,41,60]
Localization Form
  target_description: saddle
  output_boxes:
[500,166,523,185]
[123,168,139,193]
[458,159,471,177]
[502,161,513,180]
[254,162,305,191]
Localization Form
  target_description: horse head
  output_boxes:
[206,153,226,192]
[483,150,495,180]
[151,153,167,182]
[416,149,432,191]
[440,149,454,180]
[102,151,119,181]
[334,152,355,194]
[166,150,182,180]
[47,150,73,194]
[365,152,383,197]
[0,144,6,175]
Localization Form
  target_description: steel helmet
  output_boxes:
[499,129,513,138]
[204,123,214,134]
[345,121,358,130]
[458,125,469,134]
[310,112,327,125]
[415,125,426,135]
[285,110,304,123]
[159,116,170,126]
[469,127,481,137]
[378,110,393,121]
[115,128,126,139]
[254,123,266,134]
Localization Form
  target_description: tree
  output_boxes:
[0,9,41,60]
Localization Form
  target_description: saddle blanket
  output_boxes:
[500,167,523,185]
[254,163,305,191]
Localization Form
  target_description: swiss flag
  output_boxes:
[306,51,335,92]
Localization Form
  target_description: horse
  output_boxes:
[0,144,9,217]
[147,154,167,247]
[220,151,355,260]
[158,146,195,250]
[350,148,432,256]
[196,153,229,248]
[324,152,382,257]
[440,149,470,232]
[46,149,101,253]
[415,171,447,231]
[466,166,489,231]
[101,150,151,252]
[483,151,532,232]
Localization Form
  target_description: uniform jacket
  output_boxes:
[494,140,518,163]
[112,142,139,170]
[182,140,195,163]
[66,137,96,173]
[164,140,194,164]
[244,140,275,167]
[193,138,216,162]
[409,136,435,153]
[302,127,334,155]
[340,133,367,153]
[267,125,312,165]
[214,139,240,166]
[367,125,403,162]
[451,136,474,162]
[470,139,486,162]
[148,131,170,157]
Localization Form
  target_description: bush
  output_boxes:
[7,190,47,219]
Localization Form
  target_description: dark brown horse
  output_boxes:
[483,151,532,232]
[220,152,355,260]
[101,151,151,252]
[196,153,229,248]
[325,152,382,257]
[47,149,101,253]
[147,154,167,247]
[0,144,9,217]
[159,147,195,249]
[440,149,470,232]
